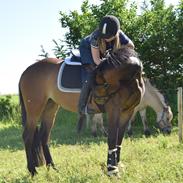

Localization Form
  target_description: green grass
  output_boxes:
[0,108,183,183]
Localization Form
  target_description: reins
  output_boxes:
[93,50,142,106]
[93,82,121,105]
[156,106,169,128]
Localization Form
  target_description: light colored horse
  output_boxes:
[88,78,173,136]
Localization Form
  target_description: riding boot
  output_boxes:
[78,72,95,115]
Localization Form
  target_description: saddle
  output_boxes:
[57,49,83,93]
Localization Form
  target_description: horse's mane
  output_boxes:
[145,78,167,107]
[112,47,139,62]
[97,47,139,71]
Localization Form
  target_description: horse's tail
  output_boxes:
[19,81,45,168]
[19,84,26,127]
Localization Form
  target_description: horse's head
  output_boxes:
[156,105,173,134]
[96,47,143,85]
[114,48,142,77]
[94,47,144,110]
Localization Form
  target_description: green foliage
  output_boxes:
[52,39,68,58]
[0,95,20,121]
[0,109,183,182]
[59,0,97,47]
[59,0,137,47]
[58,0,182,89]
[39,45,49,58]
[57,0,181,123]
[39,0,183,90]
[133,0,183,90]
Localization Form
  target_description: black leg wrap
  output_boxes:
[107,148,119,176]
[116,145,121,164]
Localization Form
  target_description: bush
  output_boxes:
[0,95,20,121]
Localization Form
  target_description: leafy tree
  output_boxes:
[133,0,183,90]
[57,0,182,90]
[0,95,19,121]
[59,0,137,47]
[52,39,68,58]
[39,45,49,58]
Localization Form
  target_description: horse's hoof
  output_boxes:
[161,127,171,135]
[107,170,119,177]
[92,131,97,137]
[107,166,119,177]
[144,129,151,137]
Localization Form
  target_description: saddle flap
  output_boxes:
[57,62,82,93]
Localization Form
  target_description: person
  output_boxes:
[78,15,134,115]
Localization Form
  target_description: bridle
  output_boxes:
[93,81,120,106]
[92,48,142,108]
[156,106,169,129]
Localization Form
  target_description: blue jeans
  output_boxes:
[79,36,95,83]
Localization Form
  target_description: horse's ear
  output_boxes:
[165,106,171,112]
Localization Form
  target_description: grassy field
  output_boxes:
[0,96,183,183]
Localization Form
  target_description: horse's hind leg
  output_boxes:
[126,113,135,137]
[40,99,59,169]
[23,123,38,176]
[22,99,48,176]
[139,109,151,136]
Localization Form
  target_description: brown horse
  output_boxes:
[19,47,145,176]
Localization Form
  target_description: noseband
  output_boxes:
[156,107,169,128]
[93,69,141,106]
[93,48,142,107]
[93,82,120,105]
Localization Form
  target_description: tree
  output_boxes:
[39,45,49,58]
[133,0,183,89]
[52,39,67,58]
[58,0,182,89]
[59,0,137,47]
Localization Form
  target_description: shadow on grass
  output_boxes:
[0,124,23,150]
[0,108,171,150]
[50,109,108,146]
[0,109,107,150]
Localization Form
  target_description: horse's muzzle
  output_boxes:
[156,123,172,134]
[161,127,171,134]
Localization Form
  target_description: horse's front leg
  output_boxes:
[116,111,134,168]
[139,109,151,136]
[107,109,120,176]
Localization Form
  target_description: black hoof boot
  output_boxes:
[107,148,119,176]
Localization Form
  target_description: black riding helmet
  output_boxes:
[99,15,120,39]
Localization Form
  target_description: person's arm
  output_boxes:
[119,30,135,49]
[91,47,101,65]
